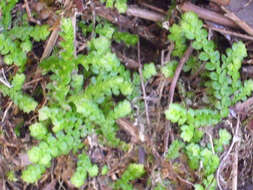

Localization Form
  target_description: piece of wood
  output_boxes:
[126,5,165,22]
[222,6,253,36]
[180,2,237,28]
[210,0,230,6]
[168,44,193,105]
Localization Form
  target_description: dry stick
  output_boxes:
[180,2,237,28]
[137,1,167,15]
[216,117,241,190]
[24,0,40,25]
[94,5,162,46]
[114,51,139,69]
[126,5,165,22]
[0,69,12,88]
[206,25,253,41]
[210,0,230,6]
[137,41,150,126]
[1,102,13,122]
[168,44,194,105]
[232,131,240,190]
[40,26,60,61]
[0,77,11,88]
[222,6,253,36]
[160,43,174,156]
[22,77,43,89]
[116,118,141,143]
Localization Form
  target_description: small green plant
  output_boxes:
[21,164,46,183]
[100,0,128,13]
[22,16,136,184]
[0,2,50,113]
[0,24,49,68]
[161,60,178,78]
[0,74,38,113]
[154,184,166,190]
[166,139,184,160]
[6,170,17,182]
[0,0,18,29]
[165,12,252,189]
[70,152,99,188]
[114,163,145,190]
[214,129,232,153]
[142,63,157,81]
[102,165,109,175]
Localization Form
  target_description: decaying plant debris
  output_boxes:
[1,0,253,190]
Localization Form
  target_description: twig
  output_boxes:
[222,6,253,36]
[189,62,206,81]
[176,174,194,187]
[126,5,165,22]
[116,118,141,143]
[232,117,241,190]
[113,51,139,69]
[232,134,239,190]
[0,69,12,88]
[24,0,41,25]
[210,0,230,6]
[1,102,13,122]
[180,2,237,28]
[22,77,43,89]
[206,25,253,41]
[94,3,162,47]
[40,25,60,61]
[164,42,174,64]
[168,44,193,105]
[138,40,150,126]
[0,78,11,88]
[208,132,215,154]
[137,1,167,15]
[160,43,174,156]
[217,117,241,190]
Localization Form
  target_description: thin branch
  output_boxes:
[180,2,237,28]
[168,44,193,105]
[217,117,241,190]
[137,1,167,15]
[0,77,12,88]
[24,0,41,25]
[210,0,230,6]
[222,6,253,36]
[0,69,12,88]
[2,102,13,122]
[94,4,162,47]
[126,5,165,22]
[207,25,253,41]
[138,40,150,126]
[40,25,60,61]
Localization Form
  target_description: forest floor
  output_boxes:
[1,0,253,190]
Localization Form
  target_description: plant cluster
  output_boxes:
[0,18,49,68]
[0,0,18,29]
[165,12,252,189]
[100,0,128,13]
[0,1,50,113]
[114,163,145,190]
[20,15,142,185]
[0,74,38,113]
[70,152,99,188]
